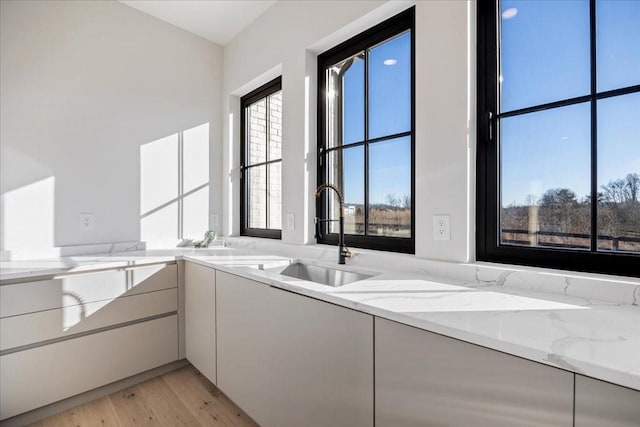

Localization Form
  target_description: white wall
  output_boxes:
[0,0,223,250]
[222,0,475,263]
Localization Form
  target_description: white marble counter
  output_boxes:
[2,247,639,393]
[184,253,640,393]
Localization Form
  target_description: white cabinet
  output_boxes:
[375,317,574,427]
[184,261,216,383]
[0,288,176,351]
[268,288,373,427]
[216,271,270,425]
[574,375,640,427]
[0,263,179,420]
[0,263,177,318]
[0,315,178,420]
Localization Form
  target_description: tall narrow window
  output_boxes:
[241,77,282,238]
[317,8,415,253]
[477,0,640,276]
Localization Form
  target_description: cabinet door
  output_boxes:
[268,288,374,427]
[0,288,176,351]
[1,263,177,318]
[575,375,640,427]
[0,315,178,420]
[184,262,216,383]
[375,318,574,427]
[216,271,269,426]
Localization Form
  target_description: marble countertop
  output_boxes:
[2,248,639,392]
[185,253,640,393]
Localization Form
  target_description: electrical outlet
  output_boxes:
[80,213,95,231]
[287,213,295,230]
[433,215,450,241]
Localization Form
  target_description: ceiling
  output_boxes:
[119,1,277,45]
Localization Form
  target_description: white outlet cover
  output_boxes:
[433,214,450,241]
[80,213,95,231]
[287,213,295,230]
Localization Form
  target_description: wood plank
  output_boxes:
[35,396,120,427]
[29,414,65,427]
[109,385,157,426]
[163,366,257,427]
[57,396,121,427]
[28,365,254,427]
[135,376,201,427]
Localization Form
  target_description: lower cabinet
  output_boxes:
[268,288,373,427]
[574,374,640,427]
[0,315,178,420]
[374,317,574,427]
[215,271,374,427]
[216,271,270,425]
[184,262,216,384]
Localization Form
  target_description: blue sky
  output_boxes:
[338,31,411,206]
[500,0,640,206]
[334,1,639,208]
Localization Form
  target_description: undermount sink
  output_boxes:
[279,262,373,287]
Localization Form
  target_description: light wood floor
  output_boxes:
[30,365,258,427]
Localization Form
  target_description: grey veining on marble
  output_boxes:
[224,236,640,306]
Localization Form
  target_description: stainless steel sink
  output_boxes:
[279,262,373,287]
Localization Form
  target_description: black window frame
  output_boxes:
[240,77,283,239]
[477,0,640,277]
[316,7,415,254]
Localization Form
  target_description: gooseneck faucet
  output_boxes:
[314,183,352,264]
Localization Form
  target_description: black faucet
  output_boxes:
[314,184,352,264]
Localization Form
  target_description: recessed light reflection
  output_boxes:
[383,59,397,66]
[502,8,518,20]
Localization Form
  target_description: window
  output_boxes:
[241,77,282,238]
[477,0,640,276]
[317,8,415,253]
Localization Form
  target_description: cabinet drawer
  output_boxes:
[0,314,178,420]
[0,263,177,318]
[0,288,177,351]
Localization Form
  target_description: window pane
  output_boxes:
[327,146,364,235]
[500,0,590,112]
[326,52,364,148]
[368,32,411,139]
[500,103,591,249]
[247,99,266,165]
[268,162,282,230]
[597,0,640,91]
[269,91,282,160]
[247,165,266,229]
[368,136,411,237]
[597,92,640,253]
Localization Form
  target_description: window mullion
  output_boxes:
[364,48,370,237]
[266,95,270,229]
[589,0,598,252]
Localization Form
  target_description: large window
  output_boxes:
[317,8,415,253]
[477,0,640,276]
[241,77,282,238]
